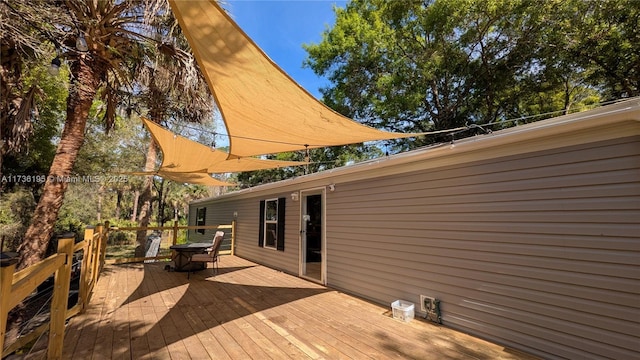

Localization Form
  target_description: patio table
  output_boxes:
[169,243,212,272]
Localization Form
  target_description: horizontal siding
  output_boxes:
[188,202,233,242]
[325,136,640,360]
[192,194,300,276]
[328,237,638,303]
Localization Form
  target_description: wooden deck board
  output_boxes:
[62,256,538,360]
[222,266,367,359]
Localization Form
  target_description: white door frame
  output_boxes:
[298,187,326,285]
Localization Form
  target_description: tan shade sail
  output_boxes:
[161,172,232,186]
[168,0,421,158]
[127,170,235,186]
[143,118,307,173]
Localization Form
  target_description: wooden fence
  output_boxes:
[105,221,236,265]
[1,223,109,359]
[0,221,235,359]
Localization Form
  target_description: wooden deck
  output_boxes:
[61,255,536,359]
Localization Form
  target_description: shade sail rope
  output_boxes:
[164,119,469,148]
[215,127,461,147]
[162,98,619,150]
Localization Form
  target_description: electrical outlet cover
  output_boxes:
[420,295,435,312]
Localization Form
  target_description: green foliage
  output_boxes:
[176,229,188,245]
[105,219,136,246]
[558,0,640,99]
[160,180,210,224]
[108,219,138,228]
[304,0,636,151]
[1,59,68,193]
[54,112,148,226]
[234,143,385,187]
[0,186,35,251]
[55,182,100,233]
[53,113,146,230]
[107,231,135,246]
[235,152,305,187]
[1,61,67,249]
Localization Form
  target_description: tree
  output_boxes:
[235,144,384,187]
[304,0,636,151]
[3,0,183,269]
[161,181,210,224]
[556,0,639,99]
[0,1,54,177]
[131,21,215,256]
[1,12,68,253]
[55,108,147,230]
[1,61,67,193]
[0,187,35,252]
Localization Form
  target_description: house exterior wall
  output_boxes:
[189,192,301,275]
[189,101,640,359]
[324,136,639,360]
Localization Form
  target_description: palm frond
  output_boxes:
[7,84,42,153]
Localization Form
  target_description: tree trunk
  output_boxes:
[96,185,104,222]
[97,193,102,222]
[134,140,158,257]
[131,190,139,222]
[115,189,122,220]
[563,76,571,115]
[17,57,100,270]
[157,178,166,227]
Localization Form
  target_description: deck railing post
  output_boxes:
[79,226,95,313]
[47,236,74,359]
[92,224,103,286]
[0,262,17,353]
[99,222,109,273]
[173,220,178,246]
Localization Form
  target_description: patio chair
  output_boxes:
[188,231,225,279]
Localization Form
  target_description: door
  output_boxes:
[300,191,324,283]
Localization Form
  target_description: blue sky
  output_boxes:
[226,0,347,99]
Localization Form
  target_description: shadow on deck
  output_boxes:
[57,255,536,359]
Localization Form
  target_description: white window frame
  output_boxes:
[263,198,278,249]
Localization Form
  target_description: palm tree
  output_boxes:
[164,182,211,224]
[0,1,56,177]
[4,0,186,269]
[131,21,215,256]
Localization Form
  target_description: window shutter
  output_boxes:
[258,200,265,247]
[277,197,286,251]
[197,208,206,234]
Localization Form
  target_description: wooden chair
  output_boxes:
[188,231,224,279]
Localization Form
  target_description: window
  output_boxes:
[264,199,278,248]
[196,207,206,234]
[259,197,285,251]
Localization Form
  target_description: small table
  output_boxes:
[169,243,212,272]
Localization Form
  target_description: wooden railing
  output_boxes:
[0,223,109,359]
[0,221,234,358]
[105,221,236,265]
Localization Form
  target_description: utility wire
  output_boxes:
[162,99,617,148]
[149,98,627,158]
